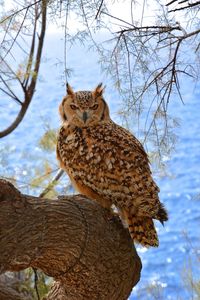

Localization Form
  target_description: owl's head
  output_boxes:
[59,83,110,127]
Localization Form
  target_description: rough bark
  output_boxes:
[0,179,142,300]
[0,282,26,300]
[0,274,33,300]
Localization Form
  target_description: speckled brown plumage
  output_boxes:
[56,83,168,247]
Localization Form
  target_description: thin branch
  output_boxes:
[64,0,70,83]
[166,0,178,6]
[33,268,40,300]
[180,28,200,39]
[0,17,13,53]
[0,55,25,90]
[0,0,42,24]
[140,0,146,27]
[195,41,200,52]
[122,34,135,104]
[179,0,189,4]
[39,169,64,198]
[79,0,99,49]
[27,0,47,96]
[95,0,104,19]
[0,167,60,190]
[0,74,22,103]
[1,7,29,62]
[116,25,182,35]
[168,1,200,12]
[143,85,171,144]
[101,11,134,28]
[23,5,38,88]
[0,0,47,138]
[137,27,200,103]
[0,87,22,105]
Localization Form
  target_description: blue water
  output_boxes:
[0,33,200,299]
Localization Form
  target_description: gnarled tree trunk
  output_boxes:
[0,179,142,299]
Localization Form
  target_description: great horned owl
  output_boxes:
[56,83,168,247]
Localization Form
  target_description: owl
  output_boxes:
[56,83,168,247]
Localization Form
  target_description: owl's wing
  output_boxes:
[57,122,167,221]
[106,123,159,196]
[96,123,168,225]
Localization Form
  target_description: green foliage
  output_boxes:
[29,161,59,198]
[21,268,51,299]
[39,129,57,152]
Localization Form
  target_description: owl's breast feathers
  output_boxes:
[57,121,160,209]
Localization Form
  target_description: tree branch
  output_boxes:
[95,0,104,19]
[0,0,47,138]
[0,283,27,300]
[39,169,64,198]
[166,0,178,6]
[0,0,42,24]
[0,179,141,299]
[168,1,200,12]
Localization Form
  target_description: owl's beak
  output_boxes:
[82,111,88,123]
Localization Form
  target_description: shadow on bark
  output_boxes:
[0,179,142,300]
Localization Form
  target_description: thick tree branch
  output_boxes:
[0,179,142,299]
[0,274,33,300]
[0,283,27,300]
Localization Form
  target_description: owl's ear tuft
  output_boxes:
[93,83,105,97]
[66,83,74,96]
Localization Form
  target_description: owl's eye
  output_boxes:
[90,104,99,110]
[70,104,78,110]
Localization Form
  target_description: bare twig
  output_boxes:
[0,0,42,24]
[0,74,22,103]
[64,0,70,83]
[23,5,38,88]
[39,169,64,198]
[1,8,29,62]
[33,268,40,300]
[166,0,178,6]
[168,1,200,12]
[95,0,104,19]
[116,25,181,35]
[101,11,134,28]
[179,0,190,4]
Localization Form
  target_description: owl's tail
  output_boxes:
[122,210,159,247]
